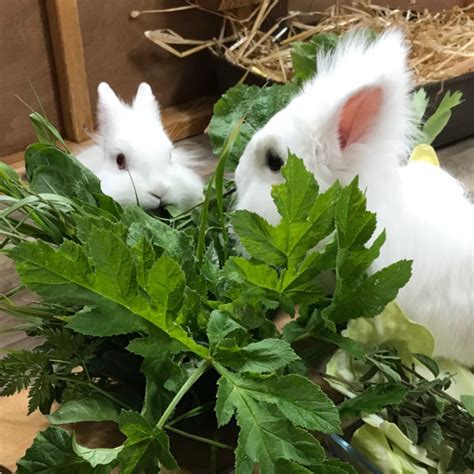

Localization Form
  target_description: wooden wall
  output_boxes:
[78,0,220,120]
[0,0,63,157]
[1,0,470,160]
[0,0,220,159]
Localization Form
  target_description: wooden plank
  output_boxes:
[45,0,93,142]
[0,1,64,156]
[1,96,216,175]
[161,96,215,141]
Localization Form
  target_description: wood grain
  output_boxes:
[78,0,220,123]
[45,0,94,142]
[0,0,63,156]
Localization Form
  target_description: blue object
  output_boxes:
[325,434,383,474]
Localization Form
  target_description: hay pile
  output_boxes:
[135,1,474,85]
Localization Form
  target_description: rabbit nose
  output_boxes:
[151,182,169,204]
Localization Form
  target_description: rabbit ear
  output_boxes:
[133,82,160,117]
[307,30,414,161]
[97,82,122,128]
[337,86,383,150]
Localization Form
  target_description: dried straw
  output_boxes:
[138,1,474,85]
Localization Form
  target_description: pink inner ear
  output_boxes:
[338,86,383,150]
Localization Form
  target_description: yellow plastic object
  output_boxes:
[409,144,440,167]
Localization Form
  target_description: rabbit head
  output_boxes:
[86,82,204,210]
[235,30,415,225]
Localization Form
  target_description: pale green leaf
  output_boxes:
[72,438,122,468]
[410,89,429,126]
[48,395,120,424]
[461,395,474,417]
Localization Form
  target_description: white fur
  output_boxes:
[77,82,204,210]
[235,31,474,365]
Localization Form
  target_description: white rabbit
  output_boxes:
[234,30,474,366]
[77,82,204,210]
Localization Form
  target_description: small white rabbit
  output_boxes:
[235,31,474,365]
[77,82,204,210]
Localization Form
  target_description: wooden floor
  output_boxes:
[1,136,473,353]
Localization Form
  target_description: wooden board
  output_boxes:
[78,0,221,125]
[45,0,94,142]
[0,1,63,156]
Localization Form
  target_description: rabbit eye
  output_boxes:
[266,150,283,172]
[116,153,127,170]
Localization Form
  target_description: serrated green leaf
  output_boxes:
[7,220,207,358]
[16,427,110,473]
[335,178,376,250]
[48,395,120,424]
[231,155,338,306]
[271,152,319,221]
[146,253,185,315]
[230,210,287,266]
[228,256,280,292]
[338,385,407,418]
[216,370,340,434]
[214,338,300,373]
[215,376,325,474]
[207,310,245,348]
[118,410,177,473]
[124,207,198,286]
[324,260,412,324]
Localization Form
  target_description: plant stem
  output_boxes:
[0,285,24,299]
[157,360,211,430]
[55,375,133,410]
[165,425,234,451]
[168,401,215,426]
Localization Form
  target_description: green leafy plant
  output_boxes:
[325,304,474,472]
[0,109,417,472]
[1,31,470,474]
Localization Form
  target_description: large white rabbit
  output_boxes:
[77,82,204,210]
[235,30,474,365]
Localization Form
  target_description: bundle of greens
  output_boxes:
[0,111,412,471]
[0,31,472,474]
